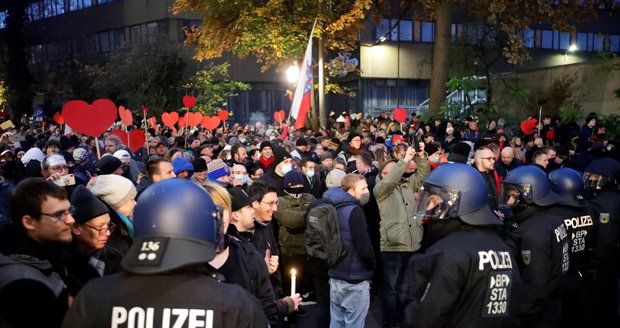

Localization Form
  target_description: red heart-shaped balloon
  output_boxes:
[201,116,221,130]
[217,109,229,121]
[118,106,133,126]
[162,112,179,127]
[62,99,118,137]
[274,110,285,123]
[53,112,64,125]
[520,118,538,136]
[393,108,408,123]
[183,96,196,109]
[109,129,129,146]
[129,130,146,153]
[188,112,203,126]
[147,117,156,128]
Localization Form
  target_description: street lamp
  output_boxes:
[286,64,300,84]
[564,44,578,62]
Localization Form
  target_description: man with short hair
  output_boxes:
[533,148,549,171]
[474,146,501,210]
[495,146,521,178]
[41,153,77,196]
[137,157,176,195]
[231,164,250,188]
[231,144,248,165]
[324,173,375,327]
[104,135,122,155]
[0,178,75,327]
[249,182,282,290]
[301,158,322,198]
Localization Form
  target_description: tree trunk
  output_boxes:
[428,0,452,117]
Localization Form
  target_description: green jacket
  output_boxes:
[373,157,430,252]
[273,193,315,255]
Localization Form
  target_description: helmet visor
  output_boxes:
[583,172,614,190]
[212,206,226,253]
[415,184,461,220]
[499,182,532,210]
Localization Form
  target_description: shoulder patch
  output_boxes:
[599,213,610,224]
[521,250,531,265]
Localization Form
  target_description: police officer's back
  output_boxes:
[583,158,620,327]
[62,179,267,328]
[404,163,519,328]
[500,165,570,327]
[548,168,596,327]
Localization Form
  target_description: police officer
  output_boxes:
[548,167,596,327]
[62,179,268,327]
[404,163,519,328]
[500,165,570,327]
[583,157,620,327]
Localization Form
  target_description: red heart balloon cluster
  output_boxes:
[178,112,203,128]
[62,99,118,137]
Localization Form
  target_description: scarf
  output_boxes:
[117,212,135,239]
[258,155,275,169]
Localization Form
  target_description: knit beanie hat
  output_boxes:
[207,159,230,180]
[260,141,273,152]
[326,169,346,188]
[21,147,45,165]
[87,175,137,210]
[283,170,305,188]
[172,157,194,175]
[93,155,123,175]
[273,146,291,166]
[70,185,109,224]
[72,147,89,164]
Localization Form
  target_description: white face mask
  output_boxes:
[234,174,248,184]
[305,170,315,178]
[226,155,232,160]
[281,163,292,175]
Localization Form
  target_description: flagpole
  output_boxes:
[287,18,318,126]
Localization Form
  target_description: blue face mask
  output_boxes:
[430,156,440,164]
[305,170,315,178]
[240,138,247,143]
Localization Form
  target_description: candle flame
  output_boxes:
[290,268,297,276]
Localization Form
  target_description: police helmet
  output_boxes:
[583,158,620,190]
[121,179,224,274]
[500,165,562,212]
[414,163,500,225]
[549,167,585,207]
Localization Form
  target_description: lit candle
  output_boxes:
[290,268,297,296]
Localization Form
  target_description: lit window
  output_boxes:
[421,22,434,43]
[399,20,412,41]
[541,30,553,49]
[610,35,619,53]
[376,19,390,40]
[576,33,588,51]
[558,32,570,50]
[523,29,535,48]
[593,34,604,52]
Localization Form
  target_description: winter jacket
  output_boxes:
[324,188,375,281]
[274,193,315,255]
[374,157,430,252]
[62,244,124,296]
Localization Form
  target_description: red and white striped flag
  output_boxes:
[290,25,315,129]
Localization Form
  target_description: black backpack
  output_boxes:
[305,199,345,267]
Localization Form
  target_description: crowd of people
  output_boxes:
[0,109,618,328]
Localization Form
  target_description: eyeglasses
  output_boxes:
[260,200,279,207]
[83,222,116,236]
[40,206,75,222]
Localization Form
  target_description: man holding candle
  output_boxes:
[324,173,375,328]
